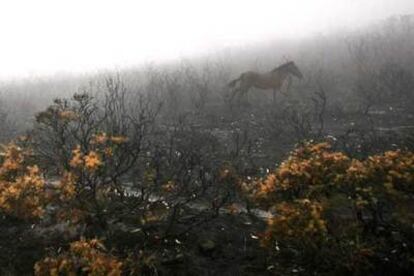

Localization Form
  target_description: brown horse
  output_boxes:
[228,61,303,103]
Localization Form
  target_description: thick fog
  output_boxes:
[1,1,414,275]
[0,0,413,80]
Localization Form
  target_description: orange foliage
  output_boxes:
[110,136,128,144]
[70,146,102,172]
[254,142,350,200]
[346,150,414,194]
[92,133,128,145]
[84,151,102,172]
[0,143,46,219]
[58,110,79,121]
[69,145,84,168]
[246,142,414,252]
[263,199,326,246]
[92,133,109,145]
[58,171,77,202]
[34,238,123,276]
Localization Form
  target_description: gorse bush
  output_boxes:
[0,84,236,274]
[2,135,411,274]
[245,142,414,274]
[48,133,131,227]
[34,238,122,276]
[0,142,46,220]
[253,142,350,201]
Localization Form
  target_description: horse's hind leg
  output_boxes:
[273,88,277,103]
[228,87,241,105]
[237,90,244,105]
[240,86,251,106]
[284,75,292,95]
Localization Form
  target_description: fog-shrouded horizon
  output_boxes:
[0,0,413,81]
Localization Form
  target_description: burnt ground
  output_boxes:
[0,211,272,275]
[0,97,413,275]
[163,99,414,168]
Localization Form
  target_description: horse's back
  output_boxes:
[245,71,284,89]
[241,71,260,80]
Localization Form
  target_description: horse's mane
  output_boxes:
[271,61,293,73]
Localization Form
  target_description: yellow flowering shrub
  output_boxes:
[34,238,123,276]
[346,150,414,196]
[261,199,327,247]
[54,134,129,223]
[0,143,46,219]
[92,133,128,146]
[344,149,414,223]
[58,110,79,121]
[69,145,84,168]
[57,171,77,202]
[69,133,128,173]
[84,151,102,172]
[56,207,86,225]
[254,142,350,201]
[110,136,128,144]
[91,133,108,145]
[0,143,24,174]
[269,200,326,237]
[246,142,414,274]
[70,146,102,172]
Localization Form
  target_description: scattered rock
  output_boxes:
[198,239,216,254]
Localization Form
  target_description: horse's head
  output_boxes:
[286,61,303,79]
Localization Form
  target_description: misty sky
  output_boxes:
[0,0,413,80]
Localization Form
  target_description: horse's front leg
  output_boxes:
[242,86,252,105]
[283,75,292,96]
[229,87,240,104]
[273,88,277,103]
[243,89,249,104]
[238,89,247,105]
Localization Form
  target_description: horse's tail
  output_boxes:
[228,76,241,88]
